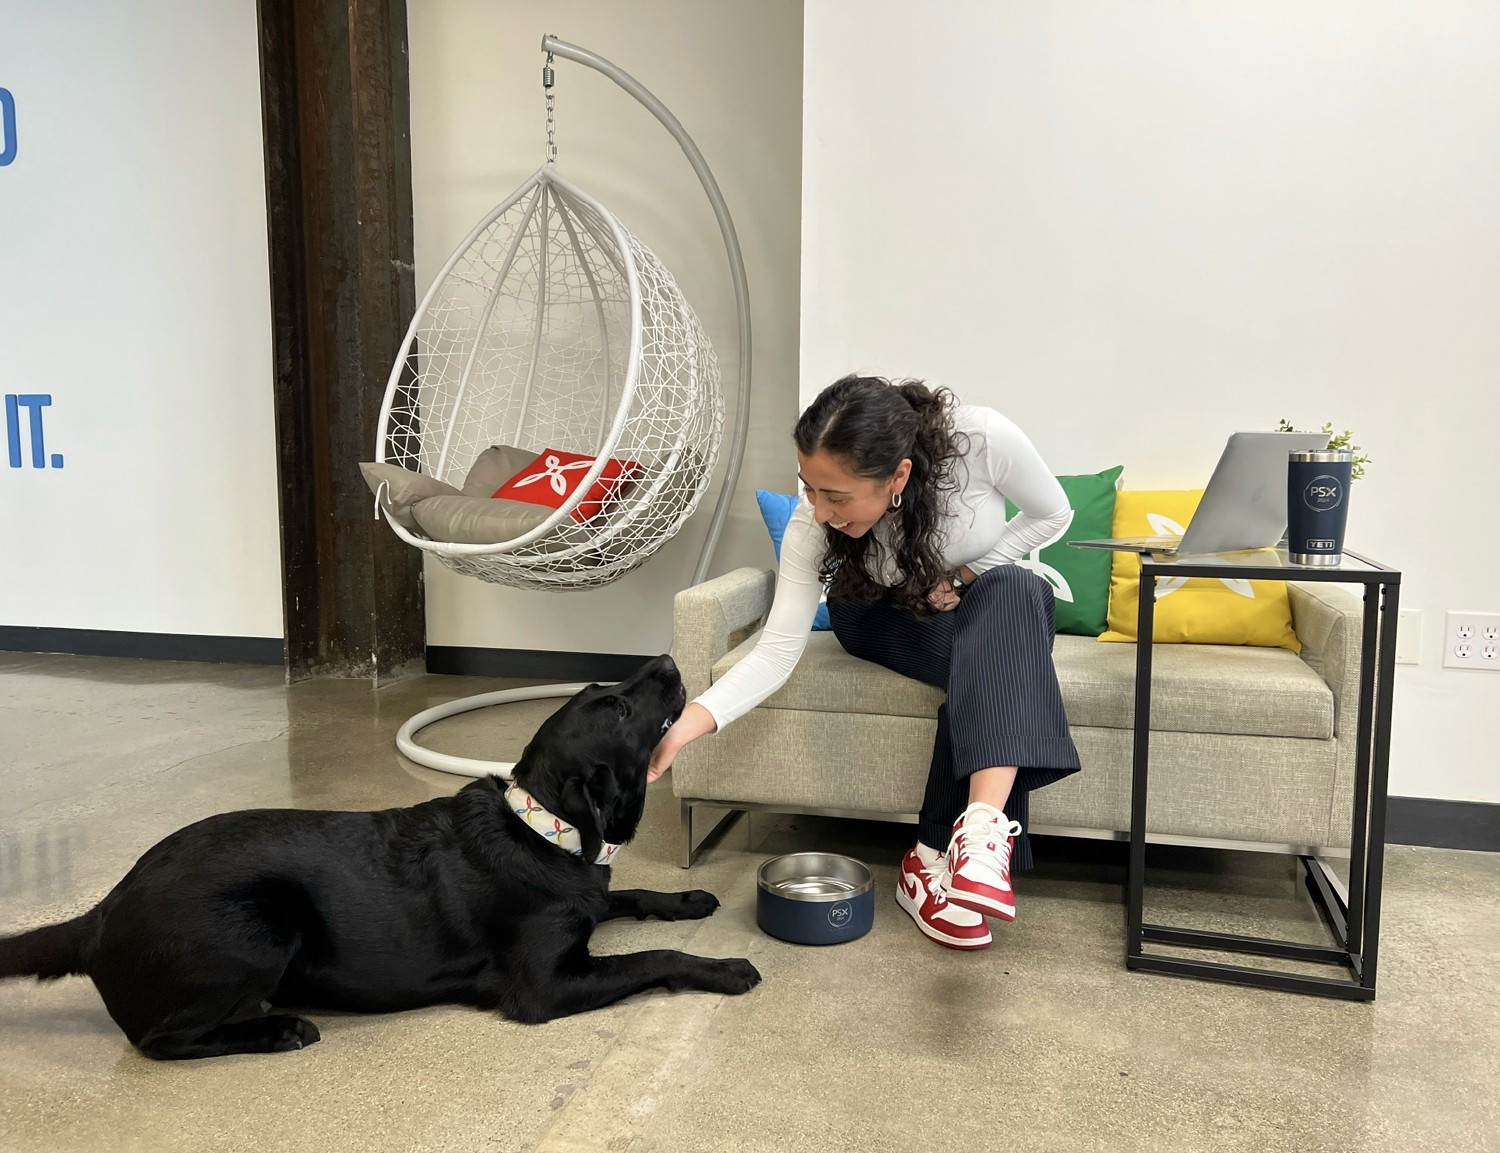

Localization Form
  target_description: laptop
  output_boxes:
[1076,430,1330,556]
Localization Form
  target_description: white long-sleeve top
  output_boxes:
[696,405,1072,731]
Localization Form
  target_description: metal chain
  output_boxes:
[543,52,557,165]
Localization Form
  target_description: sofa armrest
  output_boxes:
[1289,581,1366,847]
[672,567,776,702]
[1287,581,1363,737]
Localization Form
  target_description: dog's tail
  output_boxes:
[0,914,96,981]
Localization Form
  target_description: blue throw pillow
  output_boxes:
[754,490,832,631]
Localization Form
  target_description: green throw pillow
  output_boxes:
[1006,465,1124,636]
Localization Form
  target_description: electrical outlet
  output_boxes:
[1396,609,1422,665]
[1443,611,1500,671]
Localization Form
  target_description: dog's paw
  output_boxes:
[266,1015,321,1052]
[673,890,720,920]
[708,958,761,996]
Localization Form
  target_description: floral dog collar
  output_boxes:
[505,783,622,866]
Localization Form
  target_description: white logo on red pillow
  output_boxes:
[494,447,640,524]
[511,454,596,497]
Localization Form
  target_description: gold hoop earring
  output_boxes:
[890,490,903,510]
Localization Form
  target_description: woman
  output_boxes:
[649,376,1081,951]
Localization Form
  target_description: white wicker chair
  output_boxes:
[375,165,723,591]
[380,36,751,779]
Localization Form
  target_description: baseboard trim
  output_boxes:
[0,626,285,666]
[425,646,653,683]
[1387,797,1499,853]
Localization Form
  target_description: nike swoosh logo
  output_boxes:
[899,871,922,902]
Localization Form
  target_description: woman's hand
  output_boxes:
[928,577,962,612]
[648,702,718,783]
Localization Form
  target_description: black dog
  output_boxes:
[0,654,759,1059]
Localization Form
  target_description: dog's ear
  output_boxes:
[558,763,614,851]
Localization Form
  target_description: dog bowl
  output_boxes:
[756,852,874,945]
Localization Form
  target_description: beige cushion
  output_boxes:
[400,445,551,544]
[1056,635,1333,739]
[359,462,462,531]
[462,445,541,497]
[711,630,1333,741]
[410,495,551,545]
[715,633,946,721]
[672,707,1339,847]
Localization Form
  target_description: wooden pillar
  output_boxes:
[256,0,422,681]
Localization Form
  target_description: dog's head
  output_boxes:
[512,654,686,859]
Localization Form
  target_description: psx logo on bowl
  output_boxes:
[827,902,853,929]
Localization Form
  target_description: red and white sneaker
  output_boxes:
[895,848,992,950]
[946,806,1023,921]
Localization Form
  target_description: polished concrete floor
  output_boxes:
[0,652,1496,1153]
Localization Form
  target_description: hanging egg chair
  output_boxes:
[378,35,751,781]
[374,162,724,590]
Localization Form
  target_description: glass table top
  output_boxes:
[1069,543,1395,574]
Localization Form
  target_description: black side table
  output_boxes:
[1072,544,1401,1000]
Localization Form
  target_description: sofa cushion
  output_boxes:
[462,445,542,497]
[711,631,1333,740]
[1006,465,1123,637]
[755,491,831,631]
[410,494,552,544]
[1054,635,1333,739]
[715,633,945,721]
[492,446,642,524]
[359,462,463,531]
[1100,489,1302,652]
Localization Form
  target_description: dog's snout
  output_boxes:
[619,654,681,692]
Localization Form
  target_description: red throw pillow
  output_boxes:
[492,447,641,524]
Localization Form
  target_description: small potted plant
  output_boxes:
[1276,419,1371,480]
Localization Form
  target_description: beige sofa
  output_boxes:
[671,566,1363,867]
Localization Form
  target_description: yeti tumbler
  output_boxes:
[1287,449,1352,565]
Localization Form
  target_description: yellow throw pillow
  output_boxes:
[1099,490,1300,652]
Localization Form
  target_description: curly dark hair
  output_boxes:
[794,375,967,618]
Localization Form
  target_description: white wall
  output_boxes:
[0,1,282,640]
[408,0,803,657]
[802,1,1500,803]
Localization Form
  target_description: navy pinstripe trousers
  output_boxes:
[827,564,1082,871]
